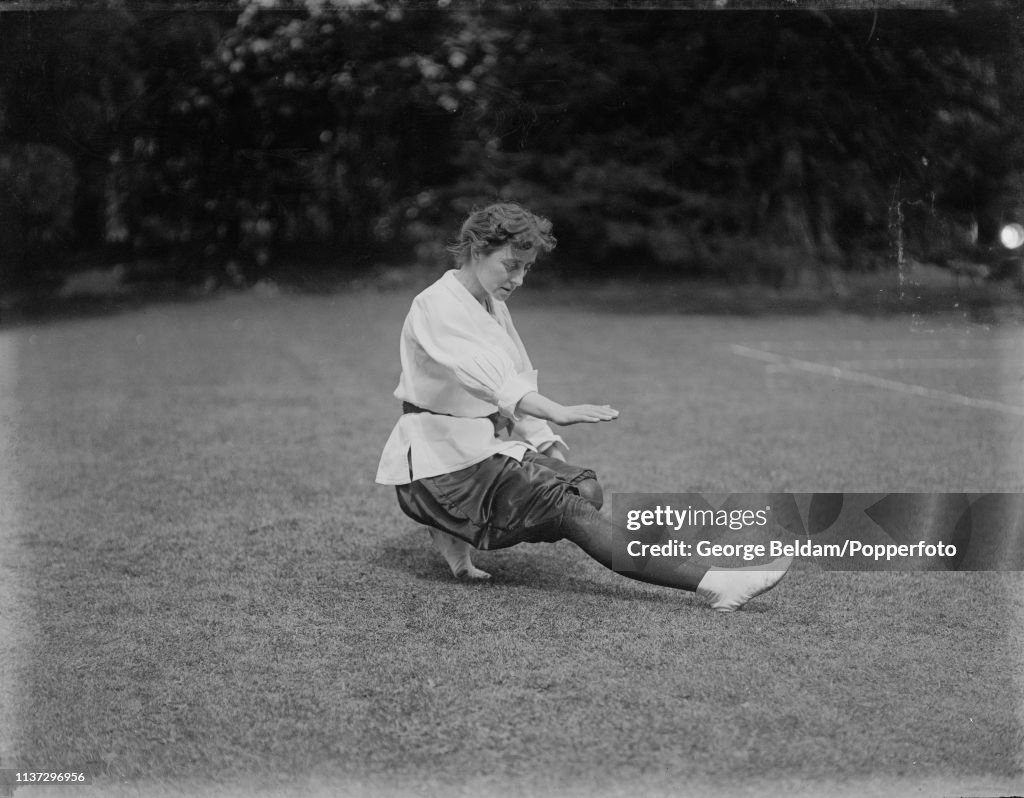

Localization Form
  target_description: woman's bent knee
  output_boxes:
[577,478,604,510]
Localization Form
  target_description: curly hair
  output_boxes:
[447,202,557,266]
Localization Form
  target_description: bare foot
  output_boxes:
[428,528,491,581]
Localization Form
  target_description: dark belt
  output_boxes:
[402,401,513,436]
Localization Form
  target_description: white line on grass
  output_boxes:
[751,338,1017,352]
[833,358,993,370]
[731,343,1024,416]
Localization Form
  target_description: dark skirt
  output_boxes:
[396,450,597,550]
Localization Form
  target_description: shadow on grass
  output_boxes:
[519,274,1024,323]
[4,264,1022,329]
[0,281,220,329]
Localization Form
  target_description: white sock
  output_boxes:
[695,556,793,613]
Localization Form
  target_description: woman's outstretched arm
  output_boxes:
[516,391,619,426]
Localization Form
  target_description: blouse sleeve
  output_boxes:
[511,415,567,452]
[406,296,537,418]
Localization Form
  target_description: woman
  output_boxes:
[376,202,792,612]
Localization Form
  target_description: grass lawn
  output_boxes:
[2,282,1023,797]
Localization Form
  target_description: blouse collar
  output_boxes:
[441,269,504,320]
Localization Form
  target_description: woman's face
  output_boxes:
[468,244,537,302]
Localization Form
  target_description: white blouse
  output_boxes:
[375,270,564,485]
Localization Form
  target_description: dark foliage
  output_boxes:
[1,2,1021,290]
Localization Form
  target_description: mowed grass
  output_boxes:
[4,283,1024,797]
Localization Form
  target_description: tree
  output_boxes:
[123,0,469,282]
[4,3,1018,290]
[438,6,1020,283]
[0,12,145,249]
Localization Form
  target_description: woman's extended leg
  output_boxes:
[557,495,792,612]
[400,456,791,611]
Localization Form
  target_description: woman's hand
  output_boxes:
[550,404,619,426]
[540,441,569,462]
[517,392,619,426]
